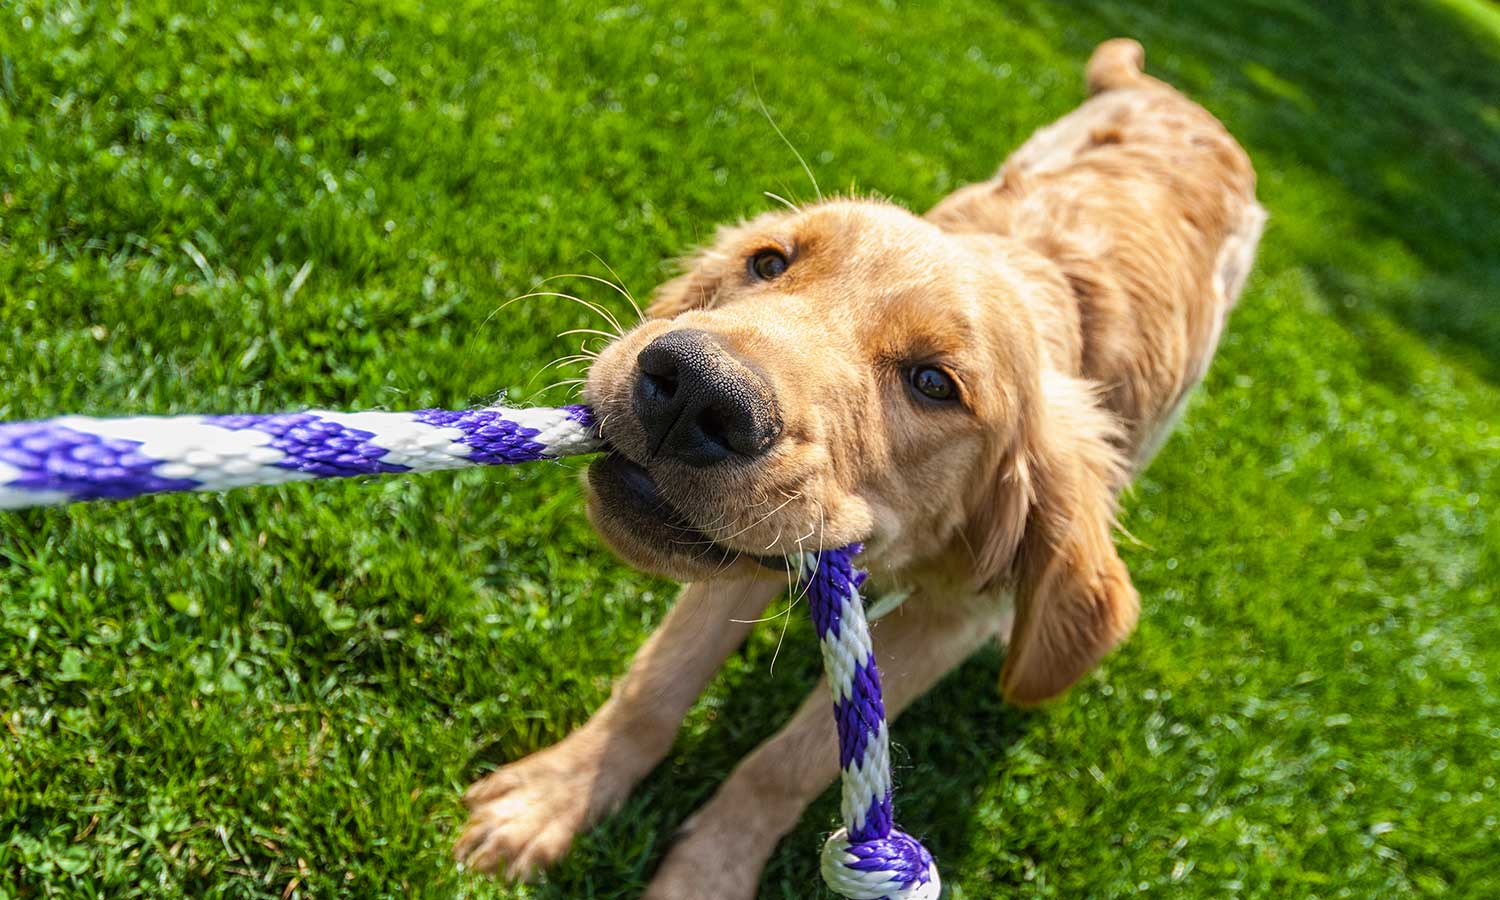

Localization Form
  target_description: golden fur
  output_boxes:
[457,39,1265,897]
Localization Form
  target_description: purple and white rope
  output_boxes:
[0,403,938,895]
[803,547,940,900]
[0,405,599,508]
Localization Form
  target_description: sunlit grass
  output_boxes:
[3,1,1498,897]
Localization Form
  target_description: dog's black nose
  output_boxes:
[633,329,782,466]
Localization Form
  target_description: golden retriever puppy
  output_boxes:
[456,38,1265,898]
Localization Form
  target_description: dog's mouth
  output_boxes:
[587,450,788,576]
[588,450,724,555]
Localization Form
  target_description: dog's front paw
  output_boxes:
[454,737,623,881]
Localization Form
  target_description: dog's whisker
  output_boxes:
[730,576,800,627]
[695,492,775,536]
[764,191,800,213]
[793,501,826,606]
[767,525,807,675]
[703,492,800,543]
[766,499,826,676]
[528,355,595,384]
[704,543,746,579]
[663,510,753,549]
[789,521,819,547]
[753,72,822,202]
[531,284,630,335]
[683,516,756,575]
[545,267,646,327]
[586,254,648,324]
[732,566,803,638]
[531,377,588,397]
[681,504,745,539]
[498,290,626,337]
[660,494,787,578]
[783,530,798,620]
[556,327,619,344]
[699,498,755,531]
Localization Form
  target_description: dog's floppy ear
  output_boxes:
[968,370,1139,705]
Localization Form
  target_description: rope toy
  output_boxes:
[803,547,941,900]
[0,403,938,898]
[0,405,600,507]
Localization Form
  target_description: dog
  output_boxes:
[455,38,1265,898]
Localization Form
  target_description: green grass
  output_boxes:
[3,0,1498,897]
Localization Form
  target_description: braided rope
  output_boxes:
[0,405,598,509]
[0,404,937,895]
[802,547,940,900]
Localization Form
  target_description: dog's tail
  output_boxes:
[1085,38,1146,95]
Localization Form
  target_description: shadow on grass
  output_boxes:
[475,638,1028,898]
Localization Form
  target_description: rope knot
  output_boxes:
[820,826,940,900]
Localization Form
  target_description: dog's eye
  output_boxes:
[909,366,957,402]
[748,249,789,280]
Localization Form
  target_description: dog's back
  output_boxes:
[929,39,1266,465]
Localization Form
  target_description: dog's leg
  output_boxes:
[456,574,782,880]
[642,591,1008,900]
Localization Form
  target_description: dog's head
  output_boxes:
[584,199,1137,703]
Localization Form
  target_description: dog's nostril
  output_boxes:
[695,406,728,447]
[642,371,677,401]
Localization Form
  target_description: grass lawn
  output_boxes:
[4,0,1499,897]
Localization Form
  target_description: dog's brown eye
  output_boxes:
[749,249,789,280]
[910,366,957,402]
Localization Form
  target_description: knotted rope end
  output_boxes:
[820,827,941,900]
